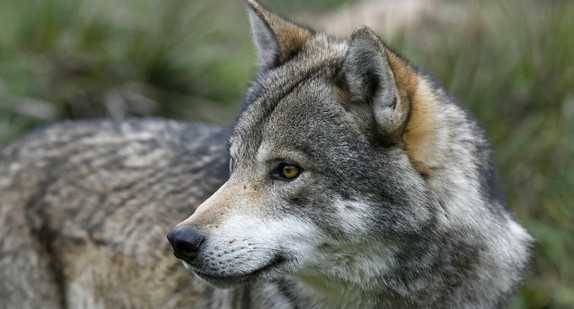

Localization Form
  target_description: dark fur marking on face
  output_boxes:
[276,278,300,309]
[289,196,308,208]
[240,285,251,309]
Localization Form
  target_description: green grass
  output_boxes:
[0,0,572,307]
[0,0,258,143]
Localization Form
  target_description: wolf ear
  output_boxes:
[246,0,315,70]
[340,26,410,146]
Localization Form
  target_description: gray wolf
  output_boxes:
[1,1,531,308]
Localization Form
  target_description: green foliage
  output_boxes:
[0,0,258,143]
[0,0,572,307]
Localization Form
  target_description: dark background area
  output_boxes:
[0,0,572,307]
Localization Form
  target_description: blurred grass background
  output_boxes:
[0,0,572,307]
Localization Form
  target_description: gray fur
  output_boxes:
[0,1,531,308]
[0,120,230,308]
[343,27,405,146]
[247,6,280,70]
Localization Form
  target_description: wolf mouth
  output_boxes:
[192,255,287,286]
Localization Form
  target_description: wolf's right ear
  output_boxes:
[246,0,315,70]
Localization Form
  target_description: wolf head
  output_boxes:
[168,1,531,307]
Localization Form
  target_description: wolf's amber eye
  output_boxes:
[280,164,300,180]
[282,165,299,179]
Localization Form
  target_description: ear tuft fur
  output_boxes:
[341,26,440,176]
[341,26,409,146]
[246,0,314,70]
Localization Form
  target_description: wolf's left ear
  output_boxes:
[341,26,411,146]
[246,0,315,70]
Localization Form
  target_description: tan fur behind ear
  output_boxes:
[247,0,314,61]
[386,51,438,176]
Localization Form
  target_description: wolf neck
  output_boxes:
[285,274,385,309]
[278,243,398,309]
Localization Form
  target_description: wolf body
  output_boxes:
[1,1,531,308]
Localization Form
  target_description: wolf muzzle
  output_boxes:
[167,226,205,263]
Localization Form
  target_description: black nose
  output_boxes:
[167,226,205,263]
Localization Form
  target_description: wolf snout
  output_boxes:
[167,226,205,263]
